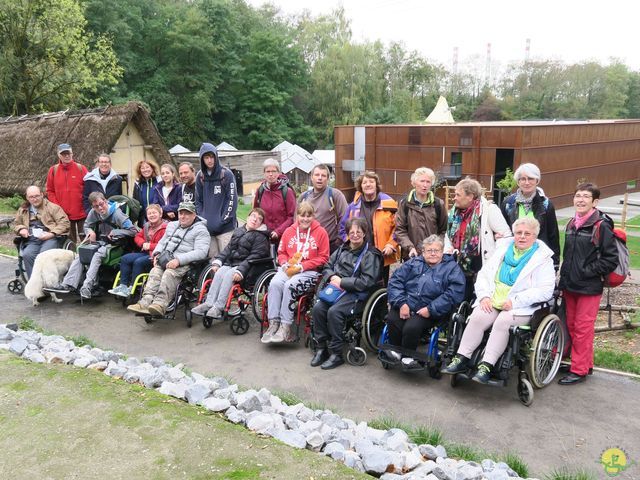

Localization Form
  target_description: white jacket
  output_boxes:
[473,239,555,316]
[445,196,513,265]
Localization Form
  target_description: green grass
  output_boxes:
[558,229,640,269]
[594,348,640,375]
[237,203,251,221]
[625,214,640,227]
[545,467,597,480]
[0,245,17,257]
[0,194,23,214]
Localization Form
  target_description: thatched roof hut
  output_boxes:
[0,101,170,196]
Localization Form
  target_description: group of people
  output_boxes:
[15,148,619,385]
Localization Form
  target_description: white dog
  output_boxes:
[24,248,76,306]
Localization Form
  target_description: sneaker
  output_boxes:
[79,286,92,299]
[261,320,280,343]
[109,285,131,298]
[206,306,222,318]
[191,302,212,316]
[44,284,73,294]
[147,304,166,317]
[472,362,492,384]
[127,303,149,314]
[441,355,469,375]
[271,323,292,343]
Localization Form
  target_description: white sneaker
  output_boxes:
[271,323,292,343]
[206,306,222,318]
[261,320,280,344]
[191,302,211,316]
[109,285,131,298]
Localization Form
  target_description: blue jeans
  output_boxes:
[21,237,61,278]
[119,252,152,286]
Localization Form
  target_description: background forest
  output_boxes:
[2,0,640,152]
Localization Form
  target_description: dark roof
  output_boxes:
[0,101,170,195]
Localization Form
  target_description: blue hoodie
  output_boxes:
[195,143,237,235]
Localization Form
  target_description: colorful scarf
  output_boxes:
[499,241,539,286]
[514,189,535,215]
[573,208,596,230]
[447,199,481,273]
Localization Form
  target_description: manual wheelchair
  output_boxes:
[444,299,565,406]
[7,235,75,295]
[376,301,472,378]
[135,259,210,327]
[194,257,276,335]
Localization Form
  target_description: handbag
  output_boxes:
[318,243,369,305]
[156,250,174,269]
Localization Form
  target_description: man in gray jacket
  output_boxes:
[127,201,210,316]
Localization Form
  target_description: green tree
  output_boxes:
[0,0,122,115]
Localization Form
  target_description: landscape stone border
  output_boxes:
[0,323,538,480]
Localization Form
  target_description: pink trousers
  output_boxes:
[563,290,601,376]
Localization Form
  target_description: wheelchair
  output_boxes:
[136,259,210,327]
[7,235,75,295]
[260,274,321,347]
[376,301,472,379]
[194,257,276,335]
[110,269,149,307]
[444,299,565,406]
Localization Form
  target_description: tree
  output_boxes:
[0,0,121,115]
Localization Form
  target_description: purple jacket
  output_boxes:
[152,181,182,218]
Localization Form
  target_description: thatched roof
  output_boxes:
[0,101,170,195]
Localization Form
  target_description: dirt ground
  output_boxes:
[594,282,640,356]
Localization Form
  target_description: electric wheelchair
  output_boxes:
[194,257,276,335]
[444,297,565,406]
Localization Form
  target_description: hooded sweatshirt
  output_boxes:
[277,219,330,272]
[82,168,123,213]
[253,173,296,236]
[195,143,237,235]
[84,201,136,240]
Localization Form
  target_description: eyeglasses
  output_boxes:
[514,231,534,237]
[27,194,42,199]
[348,231,364,237]
[574,194,593,200]
[424,249,443,254]
[518,177,537,183]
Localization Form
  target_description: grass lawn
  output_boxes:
[558,224,640,269]
[0,351,367,480]
[625,214,640,228]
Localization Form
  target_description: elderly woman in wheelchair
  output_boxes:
[442,217,556,385]
[310,217,383,370]
[381,235,465,372]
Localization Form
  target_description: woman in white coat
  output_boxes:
[442,217,555,383]
[444,178,512,300]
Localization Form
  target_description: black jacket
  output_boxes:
[559,210,618,295]
[214,225,270,278]
[322,241,383,298]
[501,191,561,268]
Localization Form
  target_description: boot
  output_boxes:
[310,347,330,367]
[320,353,345,370]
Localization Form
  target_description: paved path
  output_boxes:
[2,257,638,477]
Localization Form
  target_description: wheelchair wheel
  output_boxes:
[230,316,250,335]
[196,264,215,298]
[518,377,534,406]
[203,316,213,329]
[251,270,275,322]
[362,288,388,352]
[529,314,565,389]
[346,347,367,366]
[428,364,442,380]
[185,307,192,328]
[7,279,24,294]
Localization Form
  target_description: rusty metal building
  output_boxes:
[334,120,640,208]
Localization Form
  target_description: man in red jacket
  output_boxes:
[45,143,88,243]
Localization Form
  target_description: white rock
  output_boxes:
[143,356,165,367]
[297,406,315,422]
[166,366,187,382]
[202,397,231,412]
[9,337,28,356]
[236,390,262,412]
[362,448,395,475]
[256,387,271,405]
[323,442,346,458]
[419,444,439,460]
[384,428,410,452]
[459,463,484,480]
[22,350,46,363]
[483,470,509,480]
[367,426,387,444]
[73,355,98,368]
[305,431,324,452]
[402,449,423,471]
[272,430,307,449]
[435,445,447,459]
[0,326,15,341]
[18,330,41,345]
[299,420,323,436]
[158,381,188,400]
[246,413,275,433]
[225,406,246,424]
[185,382,211,405]
[343,451,365,472]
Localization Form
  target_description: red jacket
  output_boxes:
[253,175,296,237]
[277,219,330,272]
[46,160,88,221]
[135,221,168,258]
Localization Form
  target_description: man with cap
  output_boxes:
[14,185,70,278]
[46,143,88,243]
[195,143,237,258]
[127,201,210,317]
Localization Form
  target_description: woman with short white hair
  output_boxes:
[395,167,447,260]
[500,163,560,268]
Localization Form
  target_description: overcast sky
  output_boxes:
[247,0,638,71]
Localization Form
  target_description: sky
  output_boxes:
[246,0,639,72]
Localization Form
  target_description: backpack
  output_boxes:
[402,195,442,224]
[256,181,289,206]
[108,195,142,224]
[53,161,84,177]
[592,219,630,288]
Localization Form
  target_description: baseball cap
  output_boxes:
[57,143,72,153]
[178,201,196,213]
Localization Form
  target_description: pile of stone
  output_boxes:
[0,324,537,480]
